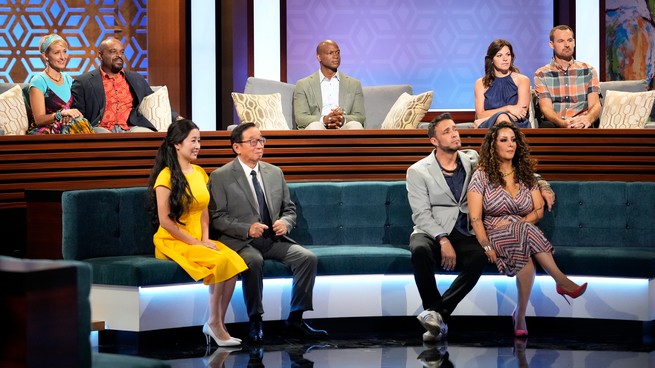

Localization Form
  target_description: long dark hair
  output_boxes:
[482,39,520,88]
[477,121,536,188]
[147,119,199,227]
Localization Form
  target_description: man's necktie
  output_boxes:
[251,170,272,228]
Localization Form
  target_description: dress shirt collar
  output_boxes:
[549,57,575,72]
[319,70,340,82]
[237,158,260,177]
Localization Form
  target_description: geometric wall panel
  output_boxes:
[0,0,147,83]
[287,0,554,110]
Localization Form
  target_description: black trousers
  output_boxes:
[410,230,487,321]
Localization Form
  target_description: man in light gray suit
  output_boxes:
[293,40,365,130]
[208,122,327,343]
[407,114,555,343]
[407,113,487,343]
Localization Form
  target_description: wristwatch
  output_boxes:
[483,245,492,252]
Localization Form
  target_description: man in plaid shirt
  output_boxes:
[534,25,601,128]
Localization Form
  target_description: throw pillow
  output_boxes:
[380,91,433,129]
[138,86,172,132]
[599,90,655,129]
[231,92,289,130]
[0,85,29,135]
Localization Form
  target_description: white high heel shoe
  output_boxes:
[203,323,241,347]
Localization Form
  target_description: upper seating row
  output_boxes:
[234,77,655,130]
[3,78,653,134]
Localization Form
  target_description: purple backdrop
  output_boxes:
[287,0,554,110]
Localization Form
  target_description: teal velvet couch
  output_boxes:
[62,180,655,286]
[60,180,655,330]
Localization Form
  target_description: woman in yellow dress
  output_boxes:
[147,119,248,347]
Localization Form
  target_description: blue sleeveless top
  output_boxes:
[478,74,530,128]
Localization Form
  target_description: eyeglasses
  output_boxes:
[237,137,266,147]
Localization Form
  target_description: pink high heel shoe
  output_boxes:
[556,282,588,305]
[512,310,528,338]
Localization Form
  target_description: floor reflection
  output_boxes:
[97,317,655,368]
[164,342,653,368]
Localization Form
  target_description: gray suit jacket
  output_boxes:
[208,158,297,252]
[293,70,366,129]
[406,149,479,238]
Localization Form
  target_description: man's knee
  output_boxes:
[466,249,488,270]
[302,249,318,267]
[242,251,264,270]
[410,240,434,264]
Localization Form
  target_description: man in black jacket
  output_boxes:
[72,37,178,132]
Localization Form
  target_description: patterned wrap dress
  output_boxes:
[28,72,94,134]
[153,165,248,285]
[468,170,553,276]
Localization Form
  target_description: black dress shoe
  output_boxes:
[249,321,264,343]
[285,320,328,339]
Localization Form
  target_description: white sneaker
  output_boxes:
[417,310,448,337]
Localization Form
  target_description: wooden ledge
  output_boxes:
[2,129,655,210]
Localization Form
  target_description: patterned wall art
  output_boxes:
[605,0,655,86]
[286,0,553,110]
[0,0,147,83]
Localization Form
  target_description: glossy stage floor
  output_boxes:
[96,316,655,368]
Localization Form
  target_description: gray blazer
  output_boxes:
[293,70,366,129]
[406,149,479,238]
[208,158,297,252]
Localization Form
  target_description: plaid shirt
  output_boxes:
[534,58,599,119]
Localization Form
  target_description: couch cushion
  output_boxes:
[85,255,194,286]
[62,188,156,260]
[362,84,413,129]
[308,245,412,275]
[380,91,433,129]
[231,92,289,130]
[0,85,29,135]
[138,85,172,132]
[599,90,655,128]
[243,77,296,129]
[538,181,655,247]
[553,246,655,278]
[598,79,655,123]
[288,181,413,246]
[599,79,649,98]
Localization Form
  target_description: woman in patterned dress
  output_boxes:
[467,122,587,336]
[147,119,248,347]
[28,34,93,134]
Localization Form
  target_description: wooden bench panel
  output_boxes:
[2,129,655,210]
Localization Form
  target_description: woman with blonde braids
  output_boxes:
[467,122,586,337]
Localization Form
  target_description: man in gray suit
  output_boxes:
[293,40,365,130]
[407,113,555,343]
[208,122,327,343]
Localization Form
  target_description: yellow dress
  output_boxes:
[153,165,247,285]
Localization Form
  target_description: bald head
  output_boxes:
[98,37,125,75]
[316,40,338,54]
[316,40,340,76]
